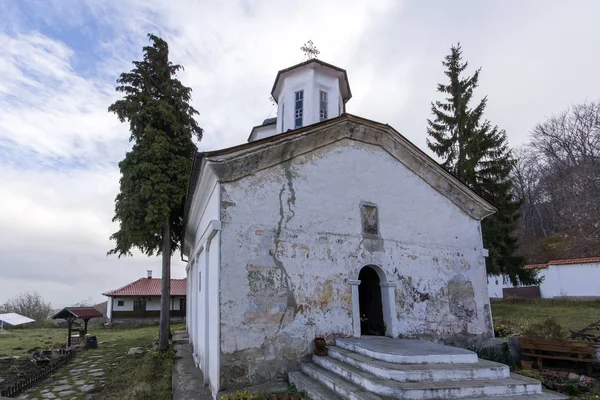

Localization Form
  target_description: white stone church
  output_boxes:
[181,59,560,399]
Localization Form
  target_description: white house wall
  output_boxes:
[112,297,135,311]
[488,262,600,298]
[217,139,491,389]
[185,167,221,396]
[194,248,207,372]
[208,231,221,396]
[109,296,184,312]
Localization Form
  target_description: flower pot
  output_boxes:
[521,360,533,370]
[314,337,327,356]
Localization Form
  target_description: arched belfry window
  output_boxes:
[294,90,304,128]
[319,90,328,121]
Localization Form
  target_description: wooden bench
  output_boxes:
[520,337,598,375]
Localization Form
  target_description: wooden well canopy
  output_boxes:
[52,307,103,346]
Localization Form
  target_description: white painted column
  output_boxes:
[349,280,361,338]
[107,297,113,321]
[380,282,398,338]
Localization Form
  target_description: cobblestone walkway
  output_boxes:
[16,342,120,400]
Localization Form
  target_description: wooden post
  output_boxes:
[83,318,89,336]
[67,318,74,347]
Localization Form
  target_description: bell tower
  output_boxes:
[248,59,352,142]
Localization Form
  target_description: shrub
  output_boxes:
[522,317,566,339]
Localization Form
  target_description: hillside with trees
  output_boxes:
[513,102,600,263]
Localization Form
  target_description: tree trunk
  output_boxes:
[158,220,171,351]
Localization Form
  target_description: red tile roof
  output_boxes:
[523,263,549,270]
[103,278,187,297]
[52,307,103,320]
[548,257,600,265]
[524,257,600,270]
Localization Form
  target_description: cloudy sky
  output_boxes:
[1,0,599,308]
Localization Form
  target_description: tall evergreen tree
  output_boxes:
[108,34,203,350]
[427,43,537,285]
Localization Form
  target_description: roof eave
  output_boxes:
[200,114,496,219]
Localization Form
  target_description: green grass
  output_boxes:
[0,327,68,357]
[491,298,600,333]
[0,323,184,400]
[91,324,183,400]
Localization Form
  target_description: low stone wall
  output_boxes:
[503,286,541,299]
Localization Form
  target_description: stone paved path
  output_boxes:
[16,342,120,400]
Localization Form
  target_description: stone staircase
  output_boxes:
[289,337,568,399]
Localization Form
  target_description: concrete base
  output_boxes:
[219,382,289,396]
[289,337,569,400]
[336,337,478,364]
[172,332,213,400]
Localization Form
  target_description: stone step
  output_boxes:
[470,390,569,400]
[326,346,509,382]
[304,359,543,399]
[335,337,478,364]
[292,366,568,400]
[300,363,384,400]
[288,371,345,400]
[172,334,189,344]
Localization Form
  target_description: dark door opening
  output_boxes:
[358,266,385,336]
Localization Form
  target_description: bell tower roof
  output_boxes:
[270,59,352,104]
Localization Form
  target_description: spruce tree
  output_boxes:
[108,34,203,350]
[427,43,537,285]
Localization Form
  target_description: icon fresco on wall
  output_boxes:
[362,204,378,235]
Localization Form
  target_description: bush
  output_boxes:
[522,317,566,339]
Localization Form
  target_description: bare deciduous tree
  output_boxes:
[0,291,53,324]
[513,101,600,261]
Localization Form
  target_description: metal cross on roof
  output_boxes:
[301,40,320,60]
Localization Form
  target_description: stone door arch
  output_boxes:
[349,265,397,338]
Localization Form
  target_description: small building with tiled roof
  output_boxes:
[103,270,186,323]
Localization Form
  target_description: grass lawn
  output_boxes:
[0,323,184,400]
[0,327,68,358]
[491,298,600,333]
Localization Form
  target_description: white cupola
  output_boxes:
[248,59,352,142]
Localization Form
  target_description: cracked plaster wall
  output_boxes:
[218,139,491,389]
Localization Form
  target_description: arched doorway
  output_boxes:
[358,266,385,336]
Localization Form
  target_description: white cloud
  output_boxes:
[1,0,599,307]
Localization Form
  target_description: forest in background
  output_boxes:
[513,101,599,263]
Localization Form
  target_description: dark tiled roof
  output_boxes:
[52,307,103,320]
[103,278,187,297]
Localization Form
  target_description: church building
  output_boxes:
[182,58,497,395]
